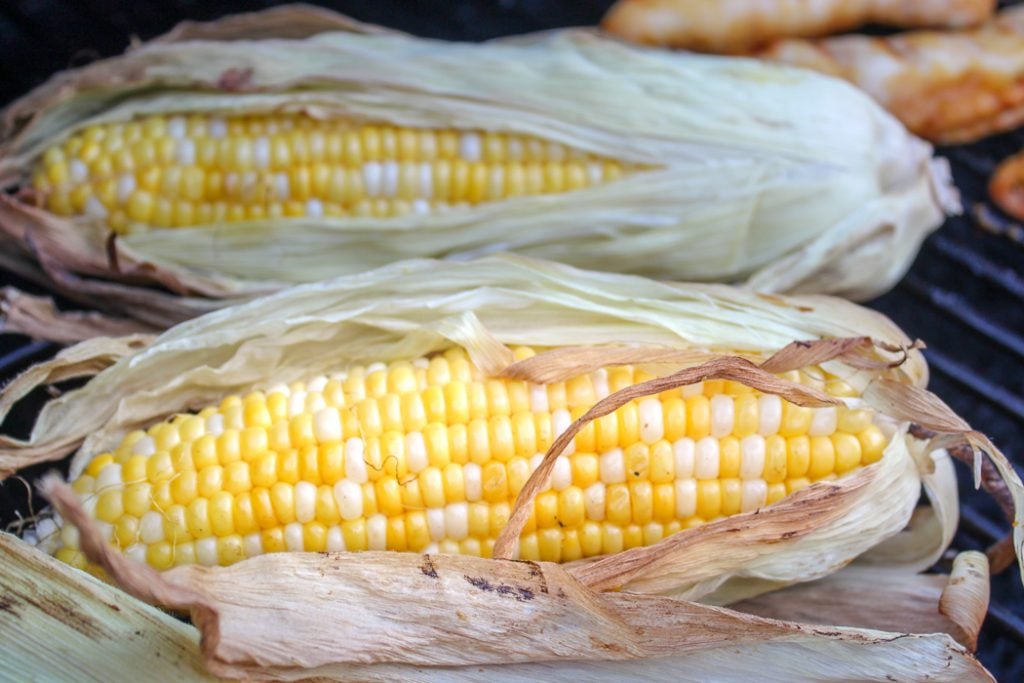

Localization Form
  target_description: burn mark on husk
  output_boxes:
[462,575,536,602]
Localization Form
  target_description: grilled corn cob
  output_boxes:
[52,345,887,572]
[0,5,954,333]
[10,254,988,607]
[35,116,631,233]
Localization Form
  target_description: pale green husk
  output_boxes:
[0,5,956,329]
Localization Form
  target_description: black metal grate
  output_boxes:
[1,0,1022,679]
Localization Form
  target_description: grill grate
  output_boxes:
[0,0,1022,678]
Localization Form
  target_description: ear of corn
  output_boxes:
[34,116,632,232]
[50,344,888,573]
[0,5,955,332]
[6,254,1009,606]
[4,254,1019,681]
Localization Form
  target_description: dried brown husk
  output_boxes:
[38,479,995,681]
[1,287,157,342]
[0,5,955,334]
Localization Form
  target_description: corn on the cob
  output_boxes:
[34,115,630,234]
[52,344,886,572]
[14,255,1013,604]
[0,5,955,330]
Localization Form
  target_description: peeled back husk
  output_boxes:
[0,5,957,332]
[2,255,1019,680]
[0,527,996,682]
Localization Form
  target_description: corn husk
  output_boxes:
[3,255,1019,589]
[0,532,212,681]
[0,5,957,334]
[1,519,994,682]
[3,255,1018,679]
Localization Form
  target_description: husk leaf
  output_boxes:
[0,532,213,682]
[733,551,990,651]
[1,286,157,342]
[864,380,1024,580]
[41,477,993,682]
[0,4,956,331]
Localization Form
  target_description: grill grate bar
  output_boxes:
[925,348,1024,422]
[944,146,999,176]
[903,275,1024,360]
[930,235,1024,299]
[959,506,1009,546]
[988,604,1024,646]
[0,340,57,377]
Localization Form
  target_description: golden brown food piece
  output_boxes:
[602,0,995,53]
[760,7,1024,144]
[989,152,1024,221]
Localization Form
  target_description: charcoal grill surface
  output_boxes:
[1,1,1022,679]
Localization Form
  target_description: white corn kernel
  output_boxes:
[741,480,768,513]
[740,435,766,480]
[313,408,342,443]
[285,522,305,552]
[464,463,482,502]
[195,538,218,566]
[131,436,156,457]
[675,480,697,518]
[406,432,428,473]
[334,479,363,520]
[599,448,626,484]
[673,438,695,478]
[639,397,665,444]
[243,532,263,558]
[694,438,719,480]
[295,481,317,523]
[326,526,346,552]
[710,395,735,438]
[552,457,572,491]
[367,514,388,550]
[758,395,782,435]
[426,508,446,541]
[459,132,482,162]
[139,511,165,544]
[125,544,147,565]
[529,384,549,412]
[809,407,838,437]
[95,463,123,491]
[445,503,469,541]
[584,482,606,521]
[344,438,368,484]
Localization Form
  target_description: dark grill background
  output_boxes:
[0,1,1022,679]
